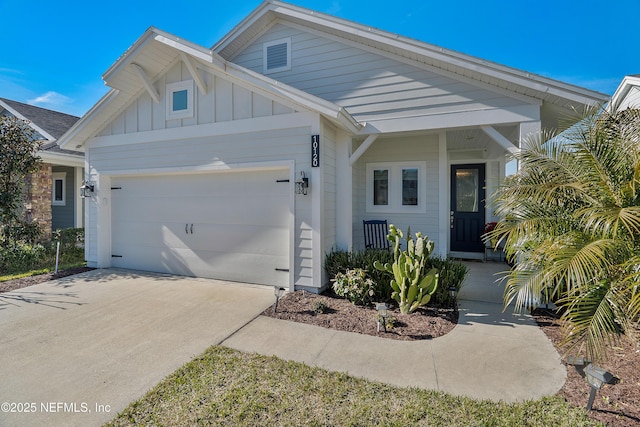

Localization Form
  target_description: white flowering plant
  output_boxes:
[331,268,376,305]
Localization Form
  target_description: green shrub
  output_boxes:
[425,257,469,305]
[0,243,46,274]
[331,268,376,305]
[325,249,393,300]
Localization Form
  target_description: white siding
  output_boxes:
[322,122,337,285]
[231,23,531,124]
[100,62,295,137]
[619,86,640,110]
[352,134,441,251]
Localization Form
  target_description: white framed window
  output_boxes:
[52,172,66,206]
[263,38,291,74]
[166,80,194,120]
[366,162,426,213]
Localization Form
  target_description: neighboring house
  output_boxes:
[609,75,640,112]
[58,1,608,292]
[0,98,84,238]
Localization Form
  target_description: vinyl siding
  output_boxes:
[51,166,75,230]
[619,86,640,110]
[352,134,441,250]
[231,23,531,124]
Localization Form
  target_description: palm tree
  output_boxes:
[487,107,640,361]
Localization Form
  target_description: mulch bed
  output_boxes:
[532,308,640,427]
[0,267,94,293]
[262,290,457,340]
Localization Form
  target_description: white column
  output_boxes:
[95,174,112,268]
[74,166,83,228]
[310,118,322,289]
[438,132,448,258]
[335,131,352,251]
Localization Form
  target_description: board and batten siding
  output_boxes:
[352,134,441,251]
[98,61,296,137]
[230,23,533,124]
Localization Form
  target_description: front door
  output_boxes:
[450,164,485,255]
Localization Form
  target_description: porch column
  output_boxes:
[518,121,541,148]
[437,132,448,258]
[95,174,112,268]
[74,166,83,228]
[335,131,352,251]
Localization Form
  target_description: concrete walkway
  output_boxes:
[223,261,566,402]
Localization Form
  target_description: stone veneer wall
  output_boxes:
[23,163,52,241]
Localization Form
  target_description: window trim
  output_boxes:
[263,37,291,74]
[165,80,194,120]
[366,162,426,213]
[52,172,66,206]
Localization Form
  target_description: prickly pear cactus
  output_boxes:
[374,225,438,314]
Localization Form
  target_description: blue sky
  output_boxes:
[2,0,638,117]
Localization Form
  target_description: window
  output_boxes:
[263,38,291,74]
[166,80,194,120]
[52,172,66,206]
[366,162,426,213]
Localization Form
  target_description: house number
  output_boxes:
[311,135,320,167]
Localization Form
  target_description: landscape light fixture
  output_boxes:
[584,363,616,410]
[376,302,388,333]
[448,286,458,307]
[273,286,286,313]
[295,171,309,195]
[80,180,95,198]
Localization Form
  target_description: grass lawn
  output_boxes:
[0,261,86,282]
[105,346,600,427]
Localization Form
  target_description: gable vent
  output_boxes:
[263,38,291,74]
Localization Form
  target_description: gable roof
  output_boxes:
[609,74,640,112]
[0,98,83,162]
[214,1,608,112]
[59,26,361,150]
[0,98,79,140]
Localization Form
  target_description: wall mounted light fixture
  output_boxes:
[80,180,95,198]
[295,171,309,195]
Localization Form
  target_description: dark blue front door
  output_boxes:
[450,164,485,253]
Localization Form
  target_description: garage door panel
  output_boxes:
[110,169,290,287]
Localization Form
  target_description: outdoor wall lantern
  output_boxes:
[295,171,309,195]
[584,363,616,410]
[273,286,286,313]
[376,302,388,333]
[80,180,95,198]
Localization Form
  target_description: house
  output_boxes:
[0,98,84,239]
[58,1,608,292]
[609,75,640,112]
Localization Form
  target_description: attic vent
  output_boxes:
[263,38,291,74]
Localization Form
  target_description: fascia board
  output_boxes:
[58,89,120,150]
[39,150,85,168]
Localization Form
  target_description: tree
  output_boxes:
[0,115,42,246]
[487,107,640,361]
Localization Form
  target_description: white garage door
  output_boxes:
[110,169,290,287]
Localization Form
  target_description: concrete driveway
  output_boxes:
[0,269,274,427]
